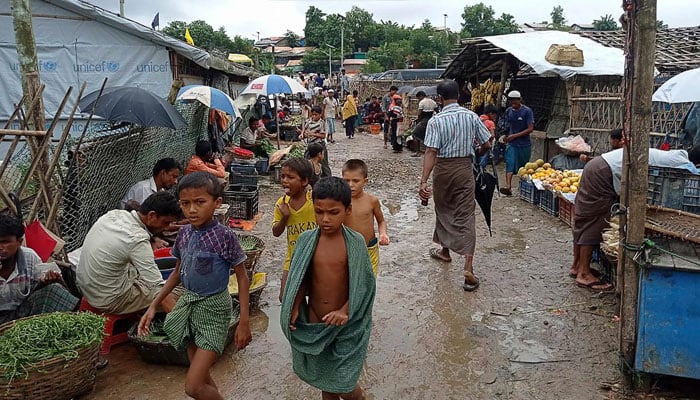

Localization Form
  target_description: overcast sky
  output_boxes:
[88,0,698,39]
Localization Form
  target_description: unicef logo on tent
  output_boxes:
[41,61,57,72]
[74,61,120,73]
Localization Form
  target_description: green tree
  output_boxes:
[656,20,668,29]
[231,36,253,54]
[283,30,300,47]
[592,14,619,31]
[460,3,519,37]
[551,6,566,28]
[301,48,333,74]
[344,6,375,52]
[361,59,383,74]
[162,20,187,41]
[304,6,326,46]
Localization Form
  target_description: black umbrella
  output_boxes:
[79,86,186,129]
[474,164,498,236]
[408,85,438,97]
[397,85,414,95]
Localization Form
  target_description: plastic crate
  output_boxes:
[557,193,575,227]
[539,190,559,216]
[282,130,299,141]
[255,158,269,174]
[518,179,543,205]
[597,250,617,287]
[223,185,259,220]
[647,166,700,214]
[229,162,259,186]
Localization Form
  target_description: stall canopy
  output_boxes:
[443,31,625,80]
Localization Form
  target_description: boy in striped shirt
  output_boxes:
[300,106,331,177]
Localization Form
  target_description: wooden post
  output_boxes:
[618,0,656,387]
[11,0,45,131]
[498,58,508,108]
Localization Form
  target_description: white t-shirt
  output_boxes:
[418,98,438,113]
[323,97,338,118]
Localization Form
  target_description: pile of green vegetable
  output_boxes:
[288,143,306,159]
[259,138,275,155]
[238,235,261,252]
[0,312,105,381]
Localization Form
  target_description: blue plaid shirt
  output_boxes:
[424,103,491,158]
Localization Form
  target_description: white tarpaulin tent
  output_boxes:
[0,0,210,124]
[652,66,700,103]
[483,31,625,79]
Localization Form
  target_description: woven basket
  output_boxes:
[236,234,265,281]
[0,316,101,400]
[645,205,700,244]
[128,305,240,366]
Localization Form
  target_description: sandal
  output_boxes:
[576,280,614,292]
[569,269,602,279]
[429,248,451,262]
[499,187,513,196]
[463,277,480,292]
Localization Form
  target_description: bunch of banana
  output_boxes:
[470,78,501,111]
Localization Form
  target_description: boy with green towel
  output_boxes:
[281,177,376,400]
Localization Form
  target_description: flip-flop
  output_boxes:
[499,187,512,196]
[463,276,480,292]
[568,269,602,279]
[429,248,451,262]
[576,280,614,292]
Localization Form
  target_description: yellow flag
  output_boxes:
[184,28,194,46]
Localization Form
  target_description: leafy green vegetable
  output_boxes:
[259,138,275,155]
[0,312,105,382]
[288,143,306,159]
[238,235,260,252]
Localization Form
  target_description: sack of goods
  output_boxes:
[545,44,584,67]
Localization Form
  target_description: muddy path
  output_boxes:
[87,131,623,399]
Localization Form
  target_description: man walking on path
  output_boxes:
[499,91,534,196]
[418,80,491,291]
[381,86,398,149]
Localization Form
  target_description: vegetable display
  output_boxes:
[288,143,306,159]
[238,235,261,252]
[259,138,275,155]
[0,312,105,381]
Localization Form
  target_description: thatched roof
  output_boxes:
[577,26,700,74]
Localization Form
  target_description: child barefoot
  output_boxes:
[281,177,376,400]
[138,172,252,400]
[272,158,316,301]
[342,159,390,276]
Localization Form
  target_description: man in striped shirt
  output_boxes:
[419,80,491,291]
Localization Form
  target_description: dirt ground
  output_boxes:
[86,131,632,400]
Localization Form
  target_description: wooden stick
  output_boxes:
[0,129,46,136]
[27,85,73,222]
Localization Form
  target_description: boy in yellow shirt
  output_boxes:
[342,159,389,275]
[272,158,317,301]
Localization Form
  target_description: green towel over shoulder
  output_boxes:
[280,226,376,394]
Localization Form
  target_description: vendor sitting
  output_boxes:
[77,192,181,314]
[241,117,275,157]
[120,157,180,210]
[364,96,383,124]
[185,140,228,179]
[0,215,79,324]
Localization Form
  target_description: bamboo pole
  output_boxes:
[27,86,73,222]
[0,129,46,136]
[618,0,657,387]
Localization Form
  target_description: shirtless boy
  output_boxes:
[281,177,375,400]
[342,159,389,275]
